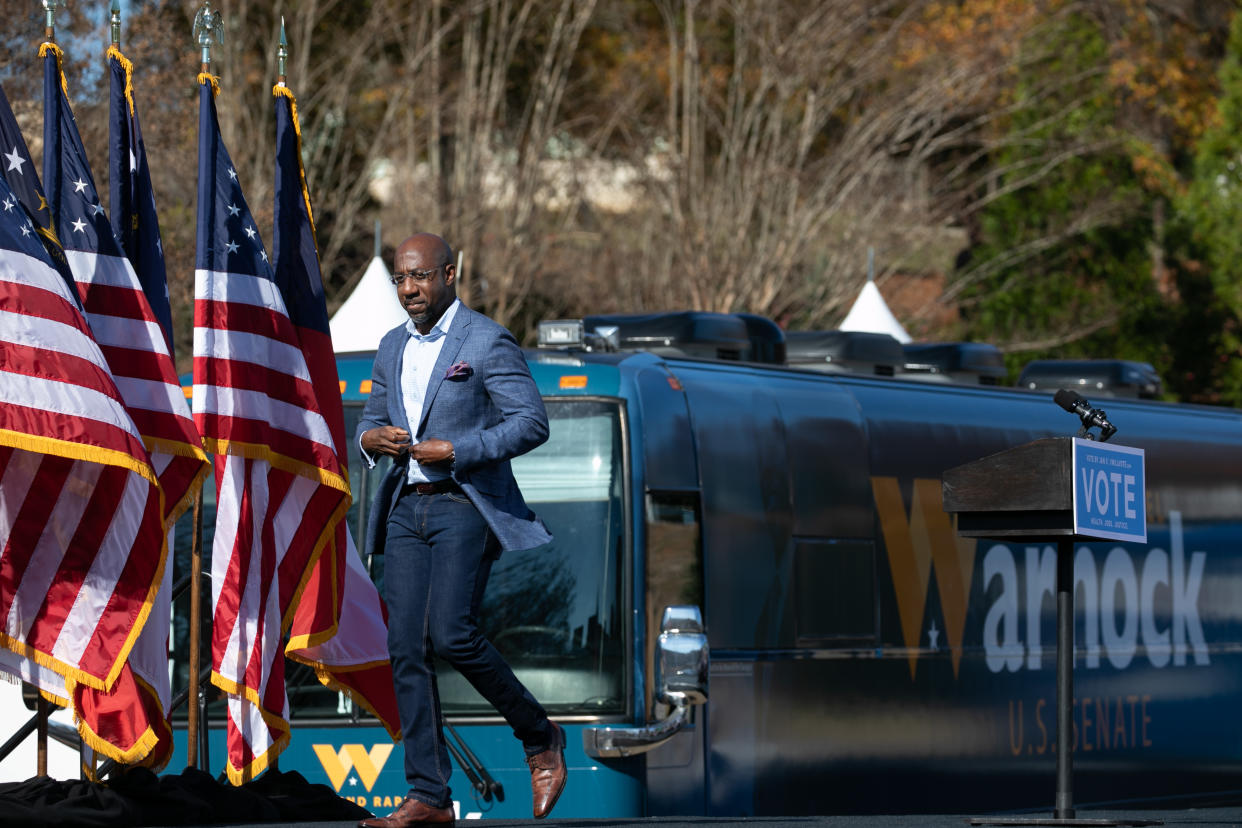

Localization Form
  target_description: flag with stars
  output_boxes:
[106,42,210,774]
[0,82,73,296]
[108,46,173,350]
[0,153,166,764]
[194,74,357,783]
[42,42,208,769]
[272,82,399,746]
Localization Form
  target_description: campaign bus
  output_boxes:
[162,312,1242,817]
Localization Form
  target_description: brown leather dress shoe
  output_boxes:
[528,721,567,818]
[358,796,454,828]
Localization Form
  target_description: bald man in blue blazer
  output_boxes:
[356,233,562,828]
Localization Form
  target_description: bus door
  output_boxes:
[666,365,875,816]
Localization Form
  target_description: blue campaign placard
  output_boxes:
[1072,438,1147,543]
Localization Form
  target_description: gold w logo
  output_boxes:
[312,743,394,792]
[872,477,977,680]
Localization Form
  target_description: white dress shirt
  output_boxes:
[399,299,459,483]
[360,299,460,483]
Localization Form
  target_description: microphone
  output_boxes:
[1054,389,1117,441]
[1053,388,1086,414]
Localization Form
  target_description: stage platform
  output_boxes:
[184,805,1242,828]
[3,768,1238,828]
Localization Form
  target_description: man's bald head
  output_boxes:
[395,233,454,268]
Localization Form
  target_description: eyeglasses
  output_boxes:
[390,264,446,286]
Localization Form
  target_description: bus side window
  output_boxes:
[793,538,876,644]
[645,492,703,720]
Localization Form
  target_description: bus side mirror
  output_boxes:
[582,604,708,758]
[656,605,707,706]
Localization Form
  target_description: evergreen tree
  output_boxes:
[1170,9,1242,406]
[956,11,1172,387]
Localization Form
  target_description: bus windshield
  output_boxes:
[426,398,628,717]
[173,396,629,723]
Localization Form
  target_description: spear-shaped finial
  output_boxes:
[42,0,58,43]
[276,17,288,85]
[193,0,224,73]
[110,0,121,47]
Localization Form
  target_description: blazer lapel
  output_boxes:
[419,306,472,432]
[388,331,412,432]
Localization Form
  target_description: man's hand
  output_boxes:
[410,438,454,466]
[361,426,412,458]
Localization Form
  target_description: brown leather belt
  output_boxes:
[403,479,463,496]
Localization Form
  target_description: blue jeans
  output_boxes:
[384,488,553,808]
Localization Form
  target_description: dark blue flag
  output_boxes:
[108,47,173,351]
[272,84,341,446]
[272,87,329,334]
[271,77,400,764]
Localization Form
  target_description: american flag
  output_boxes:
[0,77,88,732]
[0,162,165,740]
[272,82,399,742]
[195,73,393,783]
[108,46,174,351]
[90,43,207,772]
[42,42,208,767]
[0,83,73,297]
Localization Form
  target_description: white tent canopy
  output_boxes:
[839,279,911,344]
[328,255,409,353]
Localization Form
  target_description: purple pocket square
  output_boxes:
[445,361,472,379]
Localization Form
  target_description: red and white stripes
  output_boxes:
[0,239,164,707]
[194,267,352,781]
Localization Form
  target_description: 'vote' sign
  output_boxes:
[1073,437,1146,543]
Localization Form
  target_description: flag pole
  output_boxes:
[42,0,57,43]
[36,0,59,781]
[188,1,223,770]
[277,17,287,86]
[186,491,204,769]
[184,0,206,756]
[268,19,288,775]
[35,697,48,776]
[104,6,126,779]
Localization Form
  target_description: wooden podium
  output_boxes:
[943,437,1157,827]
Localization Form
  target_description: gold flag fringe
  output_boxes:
[271,84,319,247]
[197,72,220,96]
[106,45,136,117]
[37,43,69,98]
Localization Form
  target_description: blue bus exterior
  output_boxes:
[170,340,1242,817]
